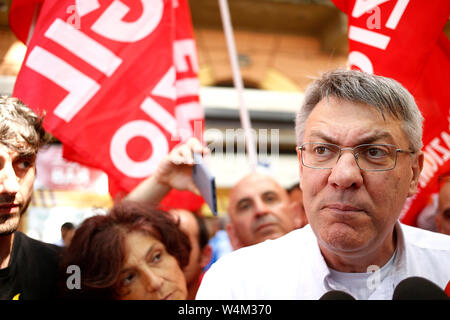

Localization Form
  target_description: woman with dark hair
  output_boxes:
[58,201,191,300]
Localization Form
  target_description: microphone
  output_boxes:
[392,277,449,300]
[320,290,356,300]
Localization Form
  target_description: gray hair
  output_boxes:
[295,69,424,151]
[0,95,50,155]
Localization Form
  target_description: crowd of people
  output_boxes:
[0,69,449,300]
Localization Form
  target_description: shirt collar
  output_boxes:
[301,225,332,294]
[391,221,409,278]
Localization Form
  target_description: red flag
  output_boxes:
[10,0,205,211]
[332,0,450,226]
[8,0,43,44]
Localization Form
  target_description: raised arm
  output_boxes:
[124,137,209,207]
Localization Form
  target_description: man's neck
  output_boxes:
[0,233,15,269]
[319,229,397,273]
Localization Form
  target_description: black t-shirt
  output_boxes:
[0,231,61,300]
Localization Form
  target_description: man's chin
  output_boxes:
[318,230,372,258]
[255,230,285,244]
[0,215,20,236]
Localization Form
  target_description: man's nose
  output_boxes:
[328,152,363,190]
[0,163,20,194]
[253,198,269,217]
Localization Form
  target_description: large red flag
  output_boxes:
[332,0,450,226]
[10,0,205,211]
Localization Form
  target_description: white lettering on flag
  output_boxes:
[175,102,204,141]
[45,19,122,76]
[348,26,390,50]
[91,0,164,42]
[152,67,176,100]
[26,46,100,122]
[385,0,410,30]
[176,78,200,98]
[110,120,168,178]
[352,0,389,18]
[348,51,374,73]
[76,0,101,17]
[140,97,177,137]
[174,39,199,73]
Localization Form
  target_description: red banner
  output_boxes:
[332,0,450,226]
[10,0,205,211]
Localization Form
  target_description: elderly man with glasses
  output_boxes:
[196,69,450,300]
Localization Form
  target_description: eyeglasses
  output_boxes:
[297,142,414,172]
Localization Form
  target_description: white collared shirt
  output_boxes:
[325,248,397,299]
[196,222,450,300]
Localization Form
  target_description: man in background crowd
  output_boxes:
[169,209,212,299]
[55,222,75,247]
[287,183,308,227]
[225,173,305,250]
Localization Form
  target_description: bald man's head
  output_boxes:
[226,173,300,249]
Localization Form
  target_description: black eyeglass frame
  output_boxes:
[297,142,415,172]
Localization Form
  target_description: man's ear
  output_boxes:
[408,152,424,197]
[225,223,242,250]
[200,245,212,269]
[297,147,304,177]
[290,201,308,229]
[435,212,442,233]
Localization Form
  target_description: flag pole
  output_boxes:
[218,0,257,172]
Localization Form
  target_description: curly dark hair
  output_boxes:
[58,201,191,299]
[0,95,50,154]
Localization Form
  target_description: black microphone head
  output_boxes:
[320,290,356,300]
[392,277,449,300]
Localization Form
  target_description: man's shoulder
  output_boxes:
[8,232,61,299]
[243,224,312,250]
[215,225,314,268]
[197,225,319,299]
[398,223,450,287]
[401,224,450,259]
[400,223,450,252]
[15,231,62,258]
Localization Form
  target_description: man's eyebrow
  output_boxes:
[236,197,251,209]
[16,151,37,159]
[308,130,395,145]
[235,191,279,208]
[262,190,279,198]
[237,197,250,205]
